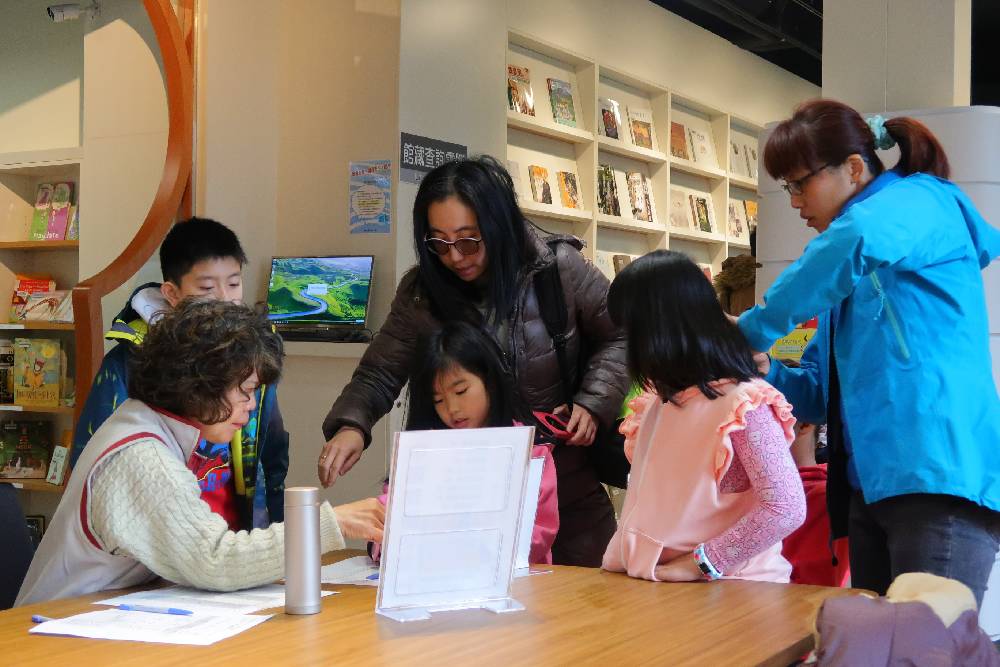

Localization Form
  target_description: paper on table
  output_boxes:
[29,609,271,646]
[94,584,335,616]
[321,556,380,586]
[514,456,545,570]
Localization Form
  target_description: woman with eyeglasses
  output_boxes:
[318,156,627,566]
[736,98,1000,606]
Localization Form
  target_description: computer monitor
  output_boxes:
[266,256,374,328]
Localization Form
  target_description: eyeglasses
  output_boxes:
[780,163,832,196]
[424,236,482,256]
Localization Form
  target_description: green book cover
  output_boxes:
[29,183,54,241]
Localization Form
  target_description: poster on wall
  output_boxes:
[399,132,467,185]
[349,160,391,234]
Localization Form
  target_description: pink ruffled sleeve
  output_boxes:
[705,384,805,574]
[619,391,658,463]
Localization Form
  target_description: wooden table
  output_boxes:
[3,553,854,666]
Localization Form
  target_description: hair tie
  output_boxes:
[866,114,896,150]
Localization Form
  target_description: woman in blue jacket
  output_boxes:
[739,99,1000,605]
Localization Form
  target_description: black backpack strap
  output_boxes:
[533,241,575,411]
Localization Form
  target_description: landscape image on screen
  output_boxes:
[266,256,373,325]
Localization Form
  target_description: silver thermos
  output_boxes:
[284,486,322,614]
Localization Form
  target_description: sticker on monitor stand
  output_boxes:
[349,160,392,234]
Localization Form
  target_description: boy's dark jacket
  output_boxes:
[70,283,289,527]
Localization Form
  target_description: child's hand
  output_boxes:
[654,552,704,582]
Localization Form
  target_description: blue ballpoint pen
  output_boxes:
[31,615,53,623]
[116,604,194,616]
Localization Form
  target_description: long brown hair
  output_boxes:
[764,99,950,181]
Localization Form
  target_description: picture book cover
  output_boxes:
[697,263,714,283]
[65,205,79,241]
[547,78,577,127]
[599,97,621,139]
[19,290,73,323]
[771,316,820,361]
[597,164,621,216]
[626,171,653,222]
[0,420,53,480]
[730,138,748,177]
[689,194,714,233]
[687,126,718,168]
[45,182,74,240]
[743,140,759,180]
[670,122,690,160]
[628,108,654,150]
[613,254,634,274]
[743,199,759,231]
[557,171,581,209]
[528,165,552,204]
[10,276,56,322]
[13,338,60,408]
[669,189,692,228]
[507,64,535,116]
[506,160,522,197]
[728,201,749,242]
[29,184,54,242]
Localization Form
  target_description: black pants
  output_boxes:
[550,445,616,567]
[0,484,34,609]
[848,492,1000,607]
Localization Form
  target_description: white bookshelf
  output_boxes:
[505,29,762,277]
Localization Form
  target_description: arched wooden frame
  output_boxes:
[71,0,194,427]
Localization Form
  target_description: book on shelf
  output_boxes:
[613,254,634,274]
[0,419,53,480]
[599,97,622,140]
[597,164,621,216]
[46,440,69,486]
[687,126,718,169]
[13,337,61,408]
[696,263,714,282]
[557,171,581,209]
[19,290,73,323]
[625,172,653,223]
[29,184,54,242]
[65,205,79,241]
[670,122,690,161]
[729,137,749,177]
[507,64,535,117]
[528,165,553,205]
[10,275,56,322]
[742,140,759,180]
[594,251,615,280]
[0,181,34,242]
[546,78,577,127]
[45,182,74,240]
[627,107,655,150]
[506,160,522,197]
[728,201,750,243]
[743,199,759,232]
[669,188,693,229]
[0,339,13,404]
[688,194,715,233]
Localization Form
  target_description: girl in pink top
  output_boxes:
[603,250,806,583]
[388,322,559,564]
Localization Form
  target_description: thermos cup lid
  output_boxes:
[284,486,320,508]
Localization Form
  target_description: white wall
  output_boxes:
[0,0,83,153]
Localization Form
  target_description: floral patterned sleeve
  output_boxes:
[703,403,806,574]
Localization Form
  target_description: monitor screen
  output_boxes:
[266,256,374,327]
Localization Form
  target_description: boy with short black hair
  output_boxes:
[70,217,289,529]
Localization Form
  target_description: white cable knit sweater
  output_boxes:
[90,440,345,592]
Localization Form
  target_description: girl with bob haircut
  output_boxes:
[371,322,558,564]
[737,98,1000,604]
[17,299,383,605]
[603,250,805,583]
[321,156,627,566]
